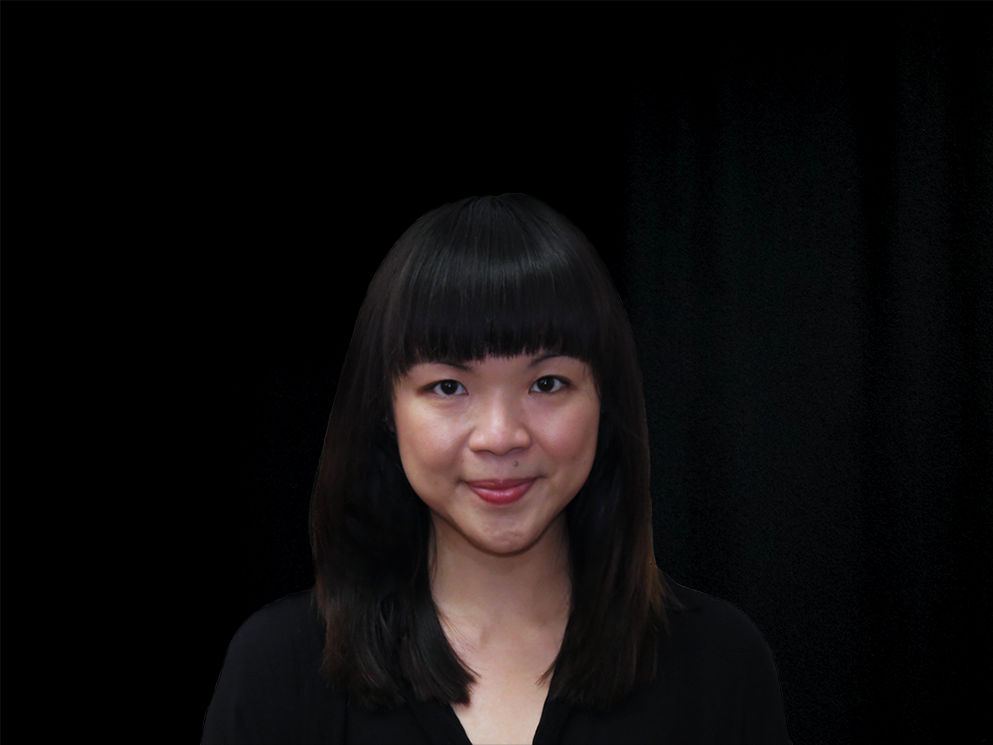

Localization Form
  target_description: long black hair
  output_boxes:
[310,194,668,711]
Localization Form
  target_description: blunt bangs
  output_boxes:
[378,195,612,382]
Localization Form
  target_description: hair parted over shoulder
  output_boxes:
[310,194,669,712]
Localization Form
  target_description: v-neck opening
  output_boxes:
[405,691,570,745]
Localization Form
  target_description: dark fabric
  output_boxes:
[202,578,790,745]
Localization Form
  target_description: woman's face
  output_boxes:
[392,353,600,558]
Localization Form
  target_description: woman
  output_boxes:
[203,194,790,744]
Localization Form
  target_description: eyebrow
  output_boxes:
[429,352,565,371]
[529,352,565,367]
[431,359,474,371]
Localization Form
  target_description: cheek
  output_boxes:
[395,411,462,479]
[547,406,600,467]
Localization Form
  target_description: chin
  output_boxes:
[469,535,529,557]
[471,521,556,558]
[478,542,537,559]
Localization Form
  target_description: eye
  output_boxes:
[429,380,466,397]
[531,376,567,394]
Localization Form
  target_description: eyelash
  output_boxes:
[429,380,466,396]
[427,376,569,397]
[531,376,568,394]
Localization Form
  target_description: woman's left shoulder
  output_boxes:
[558,576,791,743]
[661,575,779,664]
[651,574,792,743]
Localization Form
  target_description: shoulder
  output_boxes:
[655,575,791,743]
[662,576,777,668]
[560,576,790,743]
[202,590,344,745]
[225,590,324,664]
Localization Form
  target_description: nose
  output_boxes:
[468,395,532,456]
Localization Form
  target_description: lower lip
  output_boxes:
[467,479,535,506]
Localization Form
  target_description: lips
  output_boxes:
[465,478,536,506]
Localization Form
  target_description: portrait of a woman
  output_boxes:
[202,193,790,744]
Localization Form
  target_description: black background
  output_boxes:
[12,5,990,744]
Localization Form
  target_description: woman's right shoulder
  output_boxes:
[203,590,346,745]
[226,590,325,664]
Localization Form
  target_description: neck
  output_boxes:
[429,514,572,641]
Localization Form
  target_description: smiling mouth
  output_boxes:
[465,478,536,505]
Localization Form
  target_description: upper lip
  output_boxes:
[465,478,536,489]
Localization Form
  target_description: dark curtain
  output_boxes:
[95,8,990,743]
[620,17,992,744]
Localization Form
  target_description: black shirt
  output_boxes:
[203,578,790,744]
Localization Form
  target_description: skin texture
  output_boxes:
[392,353,601,744]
